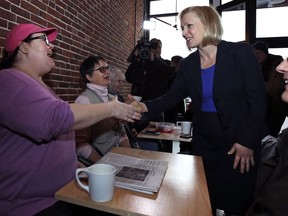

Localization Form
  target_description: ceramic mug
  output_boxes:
[75,164,116,202]
[176,121,192,135]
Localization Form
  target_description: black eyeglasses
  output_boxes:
[23,35,50,46]
[94,66,110,73]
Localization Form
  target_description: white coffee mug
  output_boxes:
[75,164,116,202]
[176,121,192,135]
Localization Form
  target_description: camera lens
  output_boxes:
[139,48,150,60]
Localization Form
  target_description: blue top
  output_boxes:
[201,65,217,112]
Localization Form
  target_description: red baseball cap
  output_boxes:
[4,23,58,54]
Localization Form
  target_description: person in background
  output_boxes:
[171,55,183,70]
[126,38,175,102]
[129,6,267,216]
[246,57,288,216]
[108,67,126,102]
[75,56,132,166]
[252,41,286,137]
[126,38,175,151]
[0,23,140,216]
[163,55,186,152]
[108,67,140,149]
[165,55,185,124]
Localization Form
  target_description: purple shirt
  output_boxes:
[0,68,77,216]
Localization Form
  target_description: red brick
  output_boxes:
[0,0,143,103]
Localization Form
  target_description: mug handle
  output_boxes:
[75,168,89,193]
[176,121,181,127]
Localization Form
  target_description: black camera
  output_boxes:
[137,39,158,61]
[127,38,158,62]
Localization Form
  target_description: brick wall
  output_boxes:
[0,0,143,102]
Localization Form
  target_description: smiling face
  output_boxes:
[86,59,110,87]
[179,6,223,49]
[181,12,205,49]
[18,32,55,78]
[276,58,288,103]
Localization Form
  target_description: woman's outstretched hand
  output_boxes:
[125,94,148,112]
[110,96,142,122]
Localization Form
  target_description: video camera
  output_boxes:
[127,38,158,63]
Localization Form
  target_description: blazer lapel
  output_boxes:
[188,51,202,97]
[213,41,229,91]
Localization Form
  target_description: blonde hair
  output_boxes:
[179,6,223,47]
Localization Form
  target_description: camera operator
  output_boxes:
[125,38,176,151]
[126,38,176,102]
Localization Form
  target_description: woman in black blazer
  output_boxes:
[134,6,267,216]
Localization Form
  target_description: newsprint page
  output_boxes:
[96,152,168,194]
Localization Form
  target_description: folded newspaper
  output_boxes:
[95,152,168,194]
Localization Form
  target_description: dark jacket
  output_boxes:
[145,40,267,152]
[125,57,175,101]
[261,54,286,137]
[246,128,288,216]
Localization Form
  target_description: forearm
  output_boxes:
[70,103,113,130]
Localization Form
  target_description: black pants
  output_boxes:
[34,201,116,216]
[193,112,257,215]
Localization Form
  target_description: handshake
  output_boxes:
[126,94,147,112]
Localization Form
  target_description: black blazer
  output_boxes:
[145,40,267,151]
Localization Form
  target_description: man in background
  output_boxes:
[125,38,176,151]
[109,67,140,149]
[126,38,175,102]
[108,67,126,102]
[252,41,286,137]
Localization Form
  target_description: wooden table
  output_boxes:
[55,147,212,216]
[137,124,192,153]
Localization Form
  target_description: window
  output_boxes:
[147,0,288,59]
[222,9,246,42]
[218,0,288,58]
[147,0,209,60]
[256,6,288,38]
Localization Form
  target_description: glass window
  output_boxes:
[256,7,288,37]
[148,0,209,60]
[222,0,233,4]
[149,16,192,60]
[269,48,288,59]
[150,0,177,15]
[221,9,246,42]
[150,0,209,15]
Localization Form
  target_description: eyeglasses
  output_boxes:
[23,35,50,46]
[94,66,110,73]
